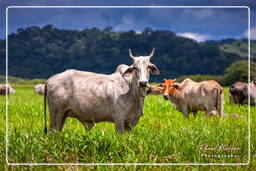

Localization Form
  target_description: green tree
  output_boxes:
[0,25,246,80]
[223,60,256,85]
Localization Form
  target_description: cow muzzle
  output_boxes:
[163,94,169,100]
[138,81,149,97]
[139,81,148,87]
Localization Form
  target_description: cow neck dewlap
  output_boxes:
[130,75,141,97]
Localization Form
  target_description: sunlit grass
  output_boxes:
[0,87,255,169]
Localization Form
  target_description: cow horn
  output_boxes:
[174,79,176,82]
[149,48,155,58]
[129,49,135,61]
[164,78,166,81]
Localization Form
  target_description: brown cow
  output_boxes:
[148,78,224,118]
[0,84,16,95]
[146,83,165,95]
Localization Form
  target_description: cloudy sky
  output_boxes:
[0,0,255,41]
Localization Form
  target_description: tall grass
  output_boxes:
[0,87,255,169]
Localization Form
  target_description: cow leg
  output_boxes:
[49,107,67,133]
[183,113,189,118]
[55,112,67,132]
[205,109,216,117]
[114,118,125,134]
[237,95,244,105]
[204,111,210,117]
[181,107,189,118]
[81,121,95,131]
[49,119,57,134]
[125,113,142,131]
[242,98,248,105]
[125,122,132,131]
[230,95,234,104]
[48,103,58,134]
[193,111,198,117]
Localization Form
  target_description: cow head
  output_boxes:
[252,77,256,85]
[162,79,179,100]
[9,87,16,94]
[123,48,159,96]
[146,83,165,95]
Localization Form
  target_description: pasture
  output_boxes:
[0,86,255,169]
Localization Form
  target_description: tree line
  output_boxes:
[0,25,253,84]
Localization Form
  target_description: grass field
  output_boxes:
[0,86,255,170]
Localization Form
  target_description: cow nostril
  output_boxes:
[163,95,169,100]
[139,81,148,87]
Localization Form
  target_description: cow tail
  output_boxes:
[44,82,48,134]
[216,86,224,117]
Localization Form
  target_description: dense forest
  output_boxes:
[0,25,254,82]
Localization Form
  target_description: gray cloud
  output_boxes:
[184,9,215,19]
[177,32,211,42]
[0,0,255,40]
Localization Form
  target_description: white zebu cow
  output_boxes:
[44,49,159,133]
[34,84,45,95]
[0,84,16,95]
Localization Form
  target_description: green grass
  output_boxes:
[0,87,255,170]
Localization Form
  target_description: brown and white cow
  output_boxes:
[148,78,224,118]
[0,84,16,95]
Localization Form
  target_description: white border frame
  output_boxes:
[5,6,251,166]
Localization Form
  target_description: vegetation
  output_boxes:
[219,39,256,58]
[176,75,224,84]
[176,60,256,86]
[0,86,255,170]
[0,25,255,169]
[1,60,254,87]
[0,25,247,81]
[223,60,256,85]
[0,75,45,87]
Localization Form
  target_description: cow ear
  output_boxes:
[158,83,165,87]
[174,83,179,89]
[149,64,160,75]
[146,87,152,95]
[122,67,134,77]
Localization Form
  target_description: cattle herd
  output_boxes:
[0,49,255,134]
